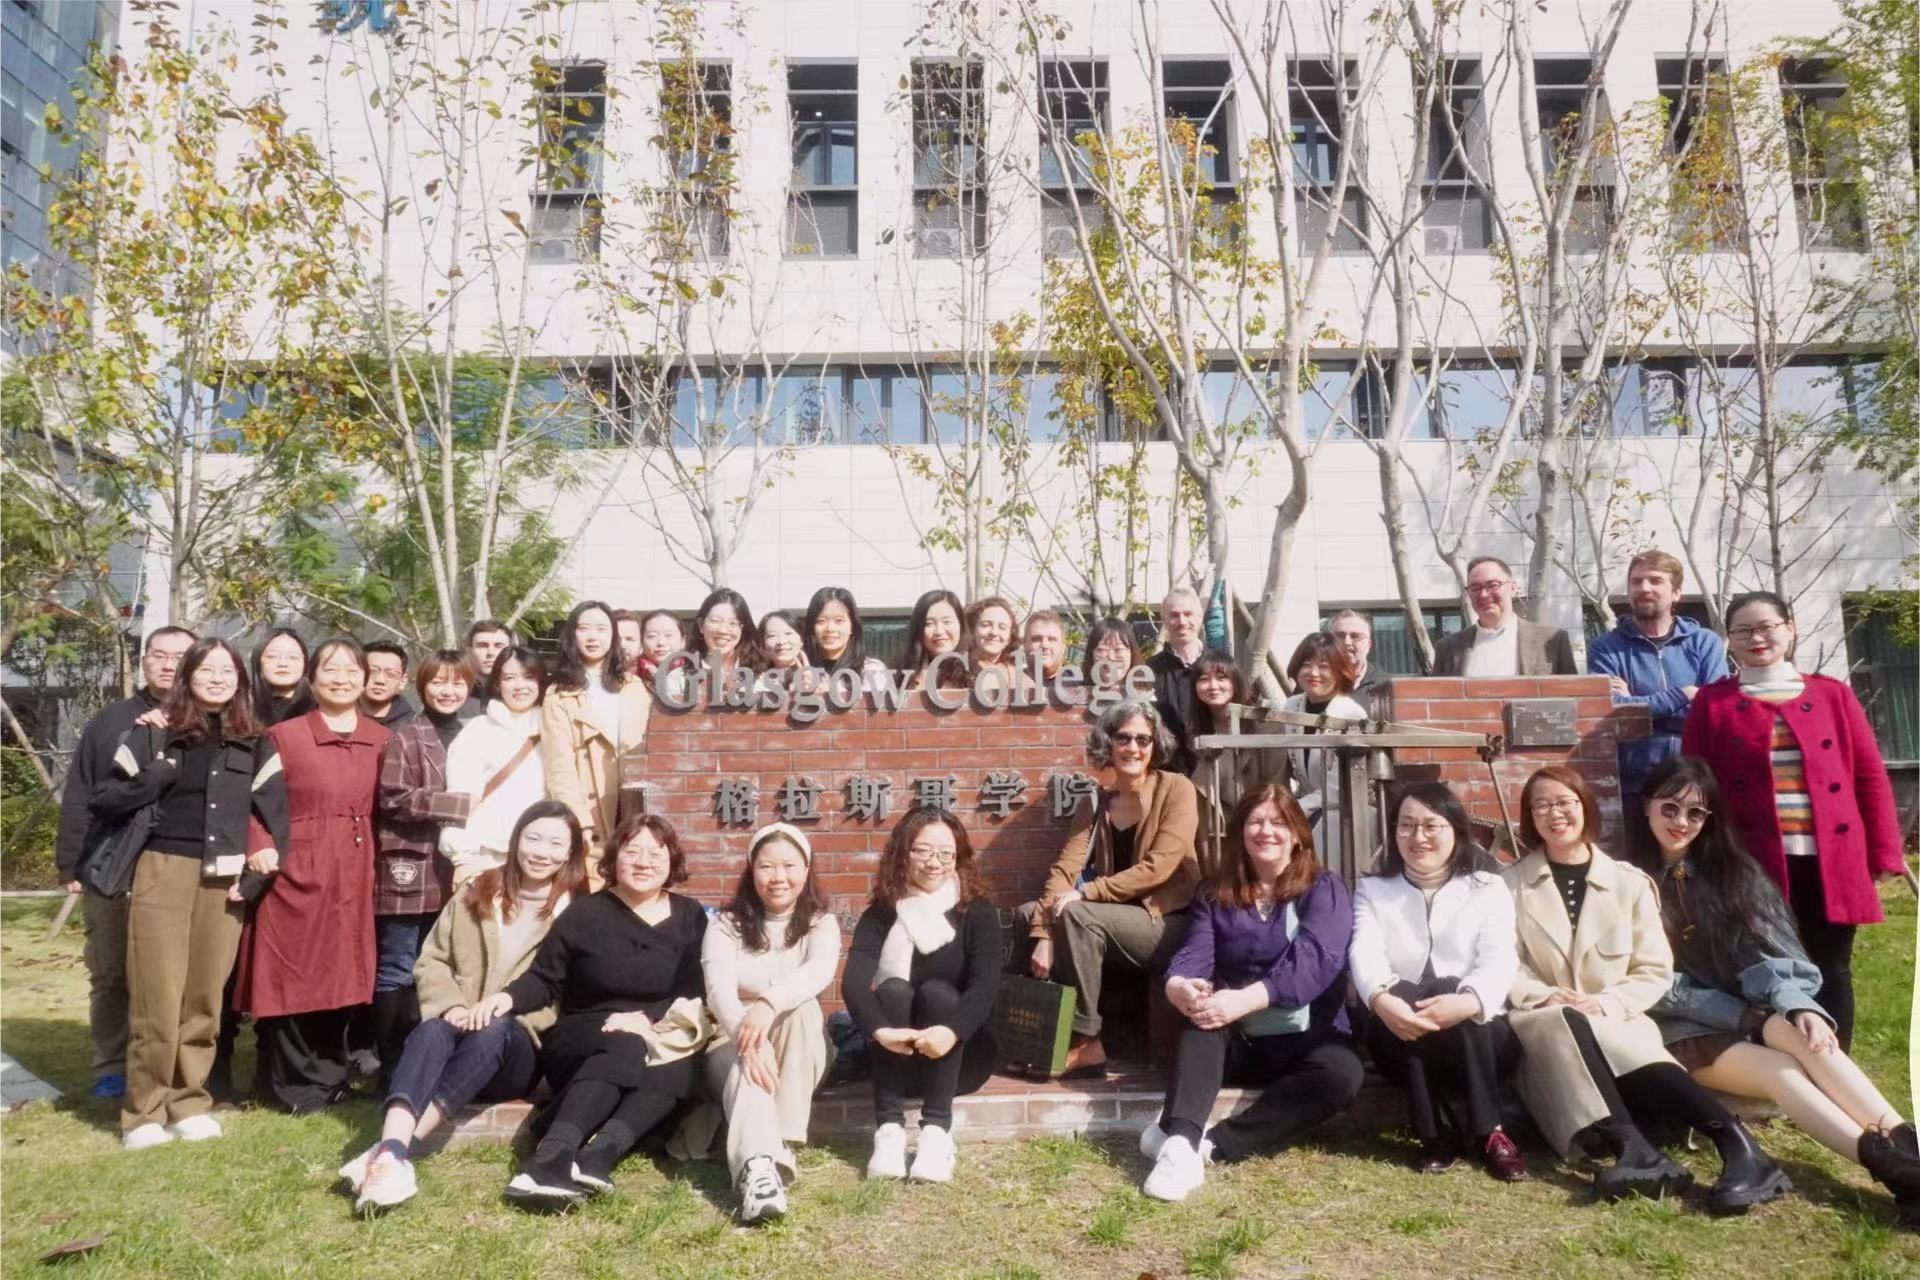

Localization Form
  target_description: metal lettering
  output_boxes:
[979,770,1029,819]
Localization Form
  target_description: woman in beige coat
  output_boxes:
[1506,765,1789,1215]
[541,601,652,849]
[341,800,589,1214]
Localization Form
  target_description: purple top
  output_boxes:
[1167,870,1353,1035]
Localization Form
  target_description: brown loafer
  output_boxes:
[1481,1129,1528,1183]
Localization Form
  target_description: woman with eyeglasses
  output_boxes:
[1017,698,1200,1080]
[1682,591,1903,1050]
[1631,756,1919,1226]
[1504,765,1787,1214]
[840,807,1000,1184]
[1350,783,1526,1182]
[1278,633,1369,865]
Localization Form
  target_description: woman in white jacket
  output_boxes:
[441,648,549,885]
[1350,782,1527,1181]
[1279,633,1369,866]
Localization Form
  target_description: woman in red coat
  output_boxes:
[239,638,392,1113]
[1681,591,1904,1049]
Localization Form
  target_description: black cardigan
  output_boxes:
[504,890,706,1021]
[841,896,1002,1040]
[88,723,267,874]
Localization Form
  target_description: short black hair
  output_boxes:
[144,626,196,652]
[364,640,409,670]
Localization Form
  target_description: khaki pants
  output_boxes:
[1018,899,1188,1039]
[703,1000,831,1181]
[82,889,130,1080]
[122,854,245,1130]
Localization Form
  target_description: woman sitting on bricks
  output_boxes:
[1016,697,1201,1081]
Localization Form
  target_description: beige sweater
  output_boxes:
[700,909,842,1038]
[413,885,570,1043]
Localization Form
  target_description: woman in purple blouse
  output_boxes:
[1137,784,1363,1202]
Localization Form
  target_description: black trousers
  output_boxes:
[1560,1008,1736,1153]
[254,1009,353,1114]
[868,977,994,1129]
[1787,856,1856,1049]
[1360,977,1519,1144]
[1160,1025,1363,1164]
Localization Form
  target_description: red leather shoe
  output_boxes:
[1481,1129,1528,1183]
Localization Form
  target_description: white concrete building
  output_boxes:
[121,1,1913,754]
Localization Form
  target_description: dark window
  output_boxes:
[531,62,605,263]
[788,63,857,258]
[1657,57,1744,250]
[660,62,732,259]
[1845,598,1919,762]
[1536,58,1612,252]
[1040,60,1108,258]
[1425,59,1490,254]
[1164,60,1238,246]
[1290,59,1366,253]
[1782,57,1867,251]
[912,60,987,258]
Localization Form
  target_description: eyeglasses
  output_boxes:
[1728,620,1788,642]
[1110,732,1156,749]
[620,847,672,866]
[1529,798,1581,816]
[1655,801,1711,826]
[908,845,956,865]
[1465,580,1513,597]
[1396,820,1451,840]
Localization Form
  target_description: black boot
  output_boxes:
[1703,1122,1792,1216]
[506,1133,586,1207]
[1891,1123,1918,1160]
[1593,1123,1693,1203]
[1859,1129,1920,1227]
[370,987,419,1093]
[571,1121,637,1195]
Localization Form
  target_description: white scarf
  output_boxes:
[876,879,959,985]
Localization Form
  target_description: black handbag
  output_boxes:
[78,726,160,899]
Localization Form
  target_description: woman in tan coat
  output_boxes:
[341,800,588,1213]
[1019,698,1200,1079]
[541,601,652,849]
[1506,765,1789,1215]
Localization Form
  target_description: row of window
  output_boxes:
[508,355,1882,448]
[527,51,1869,264]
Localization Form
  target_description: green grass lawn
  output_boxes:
[2,890,1915,1279]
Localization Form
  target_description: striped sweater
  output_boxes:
[1739,666,1814,858]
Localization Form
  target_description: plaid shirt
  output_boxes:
[375,718,472,916]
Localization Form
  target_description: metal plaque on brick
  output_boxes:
[1504,698,1578,748]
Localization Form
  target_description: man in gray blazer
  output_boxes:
[1431,556,1578,677]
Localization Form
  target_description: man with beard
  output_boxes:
[1586,549,1728,814]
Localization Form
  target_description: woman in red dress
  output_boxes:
[239,638,391,1113]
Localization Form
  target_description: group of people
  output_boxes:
[49,555,1913,1226]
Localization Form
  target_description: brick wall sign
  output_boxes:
[1381,675,1650,854]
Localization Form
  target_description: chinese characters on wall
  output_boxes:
[709,771,1098,827]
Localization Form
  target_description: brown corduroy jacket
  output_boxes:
[1032,769,1201,939]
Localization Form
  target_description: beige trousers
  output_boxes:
[703,1000,832,1181]
[122,854,245,1130]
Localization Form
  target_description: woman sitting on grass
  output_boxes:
[341,801,587,1214]
[1139,784,1364,1203]
[701,822,841,1224]
[1634,756,1920,1227]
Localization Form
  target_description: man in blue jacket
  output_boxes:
[1587,550,1728,817]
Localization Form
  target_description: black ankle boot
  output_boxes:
[572,1123,636,1194]
[1860,1130,1920,1204]
[1703,1123,1792,1216]
[1595,1142,1694,1202]
[507,1137,585,1206]
[1891,1123,1918,1160]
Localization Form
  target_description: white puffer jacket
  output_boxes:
[439,700,547,880]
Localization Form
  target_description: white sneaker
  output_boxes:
[738,1155,788,1224]
[338,1144,378,1192]
[355,1151,418,1213]
[1143,1135,1206,1203]
[123,1123,175,1152]
[909,1124,956,1183]
[866,1123,908,1180]
[167,1114,223,1142]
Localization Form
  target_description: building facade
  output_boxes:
[119,1,1914,757]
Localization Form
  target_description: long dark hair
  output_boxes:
[1080,617,1140,689]
[1629,756,1805,979]
[250,626,311,724]
[899,589,967,685]
[553,600,625,693]
[1212,784,1320,908]
[802,586,867,672]
[1375,782,1489,880]
[872,807,986,909]
[466,800,589,925]
[1188,648,1249,735]
[158,639,262,745]
[726,827,828,952]
[690,587,765,672]
[483,645,549,705]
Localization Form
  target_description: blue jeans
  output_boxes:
[384,1015,538,1120]
[374,914,437,994]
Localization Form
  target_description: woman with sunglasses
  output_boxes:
[1682,591,1903,1050]
[1017,699,1200,1081]
[1633,756,1919,1226]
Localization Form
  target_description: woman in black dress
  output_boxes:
[481,812,708,1204]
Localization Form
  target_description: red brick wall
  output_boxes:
[1381,675,1650,855]
[645,701,1092,920]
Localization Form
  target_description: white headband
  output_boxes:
[748,821,814,866]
